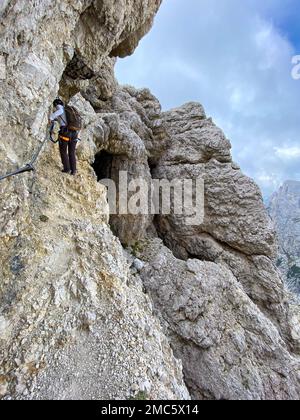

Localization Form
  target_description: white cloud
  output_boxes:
[275,146,300,160]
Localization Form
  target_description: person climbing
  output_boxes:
[49,98,81,175]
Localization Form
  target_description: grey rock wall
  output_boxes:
[1,0,300,401]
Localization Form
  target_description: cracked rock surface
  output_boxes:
[1,0,300,401]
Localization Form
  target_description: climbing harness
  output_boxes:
[59,135,71,142]
[0,123,56,182]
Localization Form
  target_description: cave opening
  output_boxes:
[92,150,114,181]
[148,158,157,177]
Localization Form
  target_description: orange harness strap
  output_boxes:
[59,135,70,142]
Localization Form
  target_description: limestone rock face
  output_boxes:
[71,85,300,399]
[83,86,167,244]
[1,0,300,402]
[0,0,162,169]
[269,181,300,295]
[160,103,232,164]
[0,0,190,401]
[86,88,295,348]
[138,239,300,400]
[151,103,295,347]
[0,141,188,400]
[154,103,276,259]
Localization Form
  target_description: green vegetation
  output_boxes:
[287,265,300,280]
[276,258,283,267]
[130,391,148,400]
[131,241,144,257]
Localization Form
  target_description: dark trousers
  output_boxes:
[59,128,78,174]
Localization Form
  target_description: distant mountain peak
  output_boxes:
[269,180,300,294]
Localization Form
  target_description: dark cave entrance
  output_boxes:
[92,150,114,181]
[148,158,157,177]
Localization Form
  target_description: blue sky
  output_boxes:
[115,0,300,197]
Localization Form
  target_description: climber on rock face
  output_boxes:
[49,98,80,176]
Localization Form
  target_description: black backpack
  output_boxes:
[65,106,82,132]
